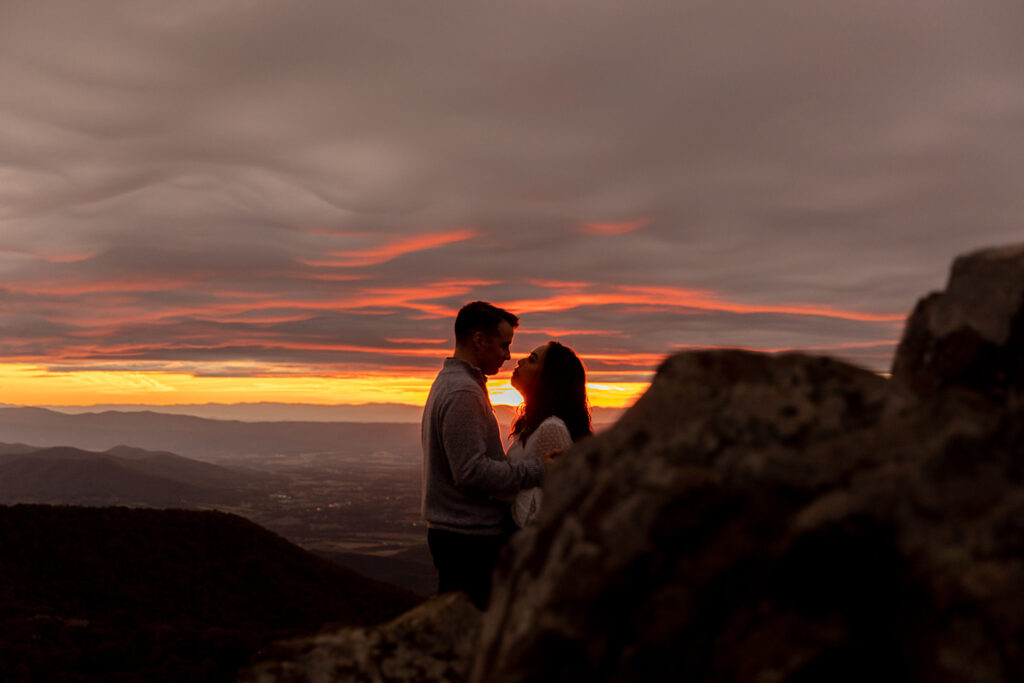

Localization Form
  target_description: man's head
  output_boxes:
[454,301,519,375]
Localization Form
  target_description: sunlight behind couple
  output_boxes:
[487,379,648,409]
[0,363,650,411]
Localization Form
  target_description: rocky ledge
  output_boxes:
[242,244,1024,683]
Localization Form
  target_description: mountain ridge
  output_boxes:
[30,401,627,425]
[0,504,421,681]
[0,443,277,507]
[0,406,424,460]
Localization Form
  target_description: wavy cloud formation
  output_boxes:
[1,0,1022,403]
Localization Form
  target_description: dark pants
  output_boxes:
[427,528,510,610]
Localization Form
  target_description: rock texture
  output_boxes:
[892,243,1024,397]
[245,244,1024,683]
[241,593,482,683]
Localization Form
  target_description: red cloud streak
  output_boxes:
[500,286,904,323]
[303,228,479,267]
[579,219,653,235]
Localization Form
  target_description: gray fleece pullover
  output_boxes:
[421,358,545,535]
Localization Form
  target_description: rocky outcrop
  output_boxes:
[244,244,1024,683]
[892,244,1024,397]
[241,593,482,683]
[473,350,1024,682]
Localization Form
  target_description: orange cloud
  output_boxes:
[42,251,98,264]
[622,285,905,323]
[755,339,900,353]
[578,352,669,367]
[229,341,449,358]
[500,284,904,324]
[25,338,452,363]
[518,328,623,337]
[32,278,491,327]
[303,273,368,282]
[526,279,593,289]
[0,248,96,263]
[579,219,653,235]
[303,228,479,267]
[386,338,448,345]
[12,276,201,296]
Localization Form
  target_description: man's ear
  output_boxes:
[471,330,485,350]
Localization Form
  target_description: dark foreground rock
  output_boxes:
[241,593,482,683]
[245,243,1024,683]
[473,351,1023,682]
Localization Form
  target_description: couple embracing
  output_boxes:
[421,301,592,609]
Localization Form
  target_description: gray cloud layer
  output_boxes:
[1,0,1022,381]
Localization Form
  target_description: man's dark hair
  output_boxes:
[454,301,519,346]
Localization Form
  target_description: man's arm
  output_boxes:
[442,389,544,494]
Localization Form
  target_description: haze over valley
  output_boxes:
[0,403,625,598]
[0,407,430,591]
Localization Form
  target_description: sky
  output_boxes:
[1,0,1023,410]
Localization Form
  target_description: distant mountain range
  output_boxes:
[26,401,627,425]
[38,401,430,423]
[0,443,278,507]
[0,406,423,461]
[0,405,623,462]
[0,439,435,598]
[0,504,421,681]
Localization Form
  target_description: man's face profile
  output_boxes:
[477,320,515,376]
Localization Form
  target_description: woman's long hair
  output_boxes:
[511,341,592,442]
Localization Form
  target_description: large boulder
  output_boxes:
[892,244,1024,397]
[472,349,1024,682]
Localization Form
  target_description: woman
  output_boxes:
[507,341,592,527]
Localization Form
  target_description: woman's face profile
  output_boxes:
[511,343,549,399]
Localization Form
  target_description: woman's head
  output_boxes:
[511,341,592,441]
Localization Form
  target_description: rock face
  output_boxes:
[240,593,482,683]
[473,349,1024,682]
[892,244,1024,397]
[245,244,1024,683]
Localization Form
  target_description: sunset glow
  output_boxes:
[0,263,907,411]
[3,0,1009,417]
[302,229,479,268]
[0,364,438,408]
[0,265,911,410]
[0,363,650,409]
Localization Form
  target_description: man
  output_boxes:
[421,301,548,609]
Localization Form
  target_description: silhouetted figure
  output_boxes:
[421,301,547,609]
[508,341,593,527]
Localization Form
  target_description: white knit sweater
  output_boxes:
[506,416,573,527]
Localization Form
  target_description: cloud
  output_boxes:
[579,219,652,236]
[0,0,1022,397]
[303,229,480,267]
